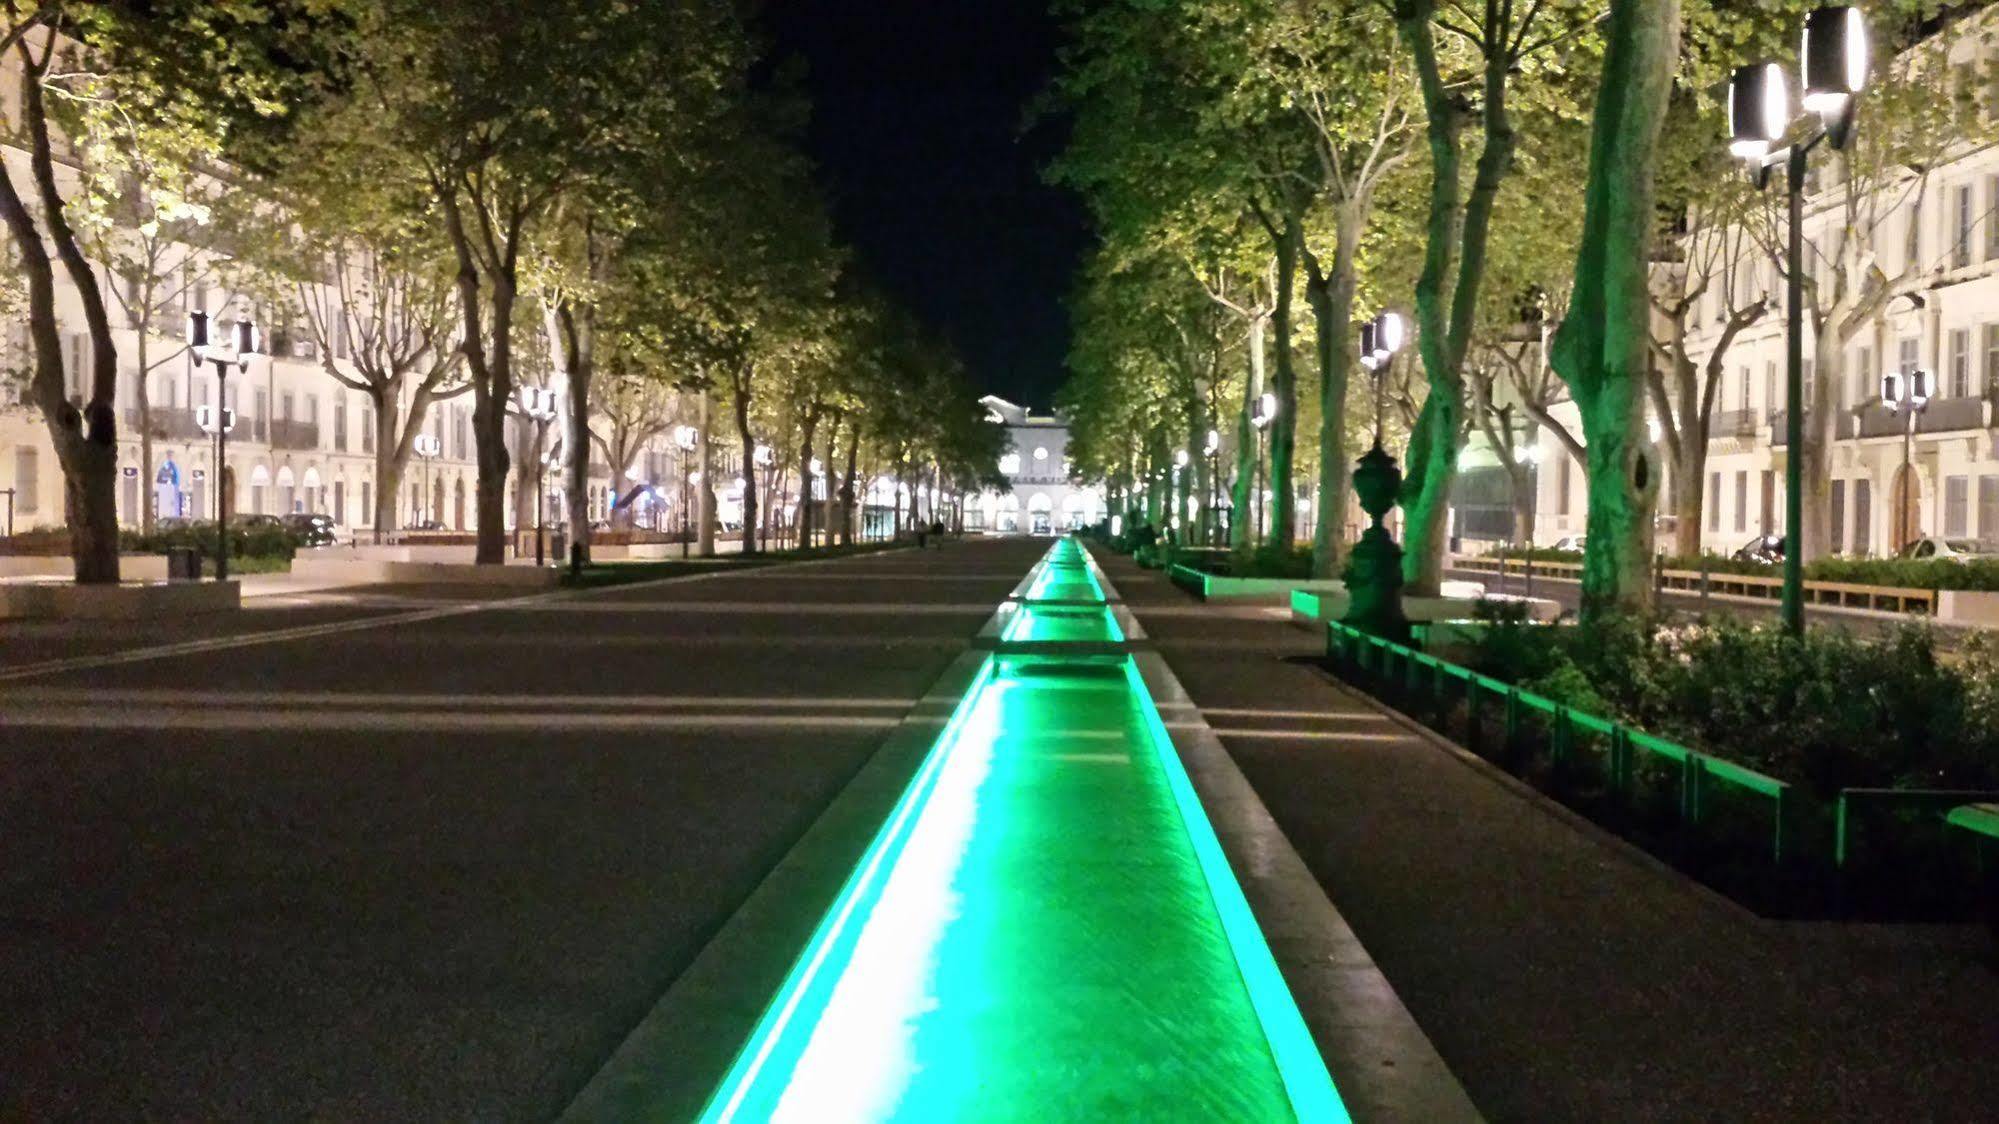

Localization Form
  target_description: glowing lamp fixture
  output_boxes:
[1203,428,1220,456]
[1372,311,1404,363]
[1174,449,1189,469]
[1802,6,1868,118]
[1728,62,1789,160]
[673,424,699,451]
[1882,368,1931,413]
[1252,392,1278,430]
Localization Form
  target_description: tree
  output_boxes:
[0,3,312,579]
[1389,0,1595,594]
[1550,0,1683,614]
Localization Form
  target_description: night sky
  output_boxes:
[763,0,1086,412]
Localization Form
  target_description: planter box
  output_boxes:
[1288,582,1559,625]
[1938,590,1999,626]
[0,578,239,620]
[290,557,559,589]
[0,554,170,581]
[1169,563,1343,602]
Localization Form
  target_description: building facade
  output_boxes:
[966,395,1103,535]
[1462,7,1999,558]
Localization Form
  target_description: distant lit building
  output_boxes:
[968,395,1102,535]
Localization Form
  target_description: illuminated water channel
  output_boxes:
[700,539,1347,1122]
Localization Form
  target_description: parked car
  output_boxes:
[1732,534,1786,565]
[281,512,337,547]
[1550,535,1585,553]
[1895,536,1999,561]
[229,513,284,530]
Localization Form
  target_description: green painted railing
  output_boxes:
[1325,620,1795,864]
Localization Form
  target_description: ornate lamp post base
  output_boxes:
[1342,442,1411,645]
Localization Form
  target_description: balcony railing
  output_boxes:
[1714,408,1760,440]
[139,406,203,442]
[269,418,320,450]
[1772,398,1991,447]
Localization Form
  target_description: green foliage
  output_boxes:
[1469,615,1999,798]
[122,521,297,562]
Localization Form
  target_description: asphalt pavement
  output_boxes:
[0,538,1047,1121]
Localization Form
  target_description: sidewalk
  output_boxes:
[1094,548,1999,1123]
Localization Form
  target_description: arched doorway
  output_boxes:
[301,467,322,514]
[453,478,466,530]
[220,466,236,521]
[1028,493,1053,535]
[995,494,1020,534]
[249,464,271,516]
[154,459,183,520]
[276,465,296,514]
[432,477,446,528]
[1890,462,1920,554]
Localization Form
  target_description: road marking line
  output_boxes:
[0,707,906,733]
[1199,707,1392,722]
[1201,727,1413,743]
[0,687,920,710]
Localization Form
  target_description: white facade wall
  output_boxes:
[970,396,1102,534]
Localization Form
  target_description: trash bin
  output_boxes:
[166,546,202,581]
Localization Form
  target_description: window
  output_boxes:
[1985,326,1999,398]
[1831,479,1847,554]
[1950,329,1972,397]
[1856,345,1874,407]
[1033,446,1048,461]
[12,446,37,514]
[1899,337,1920,377]
[361,405,374,453]
[454,406,468,460]
[1981,477,1999,540]
[1708,471,1721,532]
[1954,184,1974,268]
[1987,176,1999,260]
[304,394,319,427]
[279,391,294,422]
[336,317,350,361]
[334,397,347,451]
[1906,197,1922,268]
[999,453,1020,475]
[254,388,269,441]
[1946,475,1969,537]
[1764,360,1777,415]
[1738,365,1751,411]
[362,480,373,525]
[1853,480,1872,555]
[1734,471,1748,533]
[1804,358,1817,409]
[63,331,89,402]
[1760,469,1775,532]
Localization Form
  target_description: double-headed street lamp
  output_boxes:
[187,309,262,582]
[1729,5,1870,635]
[1882,366,1932,550]
[674,423,699,557]
[517,386,559,565]
[1250,391,1278,543]
[412,432,441,528]
[1358,311,1406,447]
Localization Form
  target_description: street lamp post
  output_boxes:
[413,432,441,530]
[1173,448,1190,541]
[674,423,698,558]
[1250,392,1277,545]
[1882,366,1931,551]
[1728,5,1870,636]
[517,386,558,565]
[187,310,261,582]
[1202,427,1221,545]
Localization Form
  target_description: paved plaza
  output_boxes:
[0,541,1043,1120]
